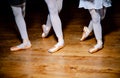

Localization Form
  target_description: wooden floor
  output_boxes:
[0,1,120,78]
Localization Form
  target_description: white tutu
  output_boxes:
[79,0,111,9]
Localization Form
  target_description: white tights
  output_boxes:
[44,0,64,46]
[11,3,29,41]
[88,8,106,42]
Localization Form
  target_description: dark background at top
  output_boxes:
[0,0,79,15]
[0,0,119,15]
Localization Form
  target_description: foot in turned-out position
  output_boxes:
[10,40,31,51]
[88,40,103,53]
[48,41,64,53]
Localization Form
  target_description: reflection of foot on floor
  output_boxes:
[88,43,103,54]
[80,26,90,41]
[48,42,64,53]
[10,41,31,51]
[42,24,51,38]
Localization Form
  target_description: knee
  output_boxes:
[92,14,100,24]
[49,7,58,15]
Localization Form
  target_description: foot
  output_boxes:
[42,24,51,38]
[80,26,90,41]
[88,43,103,54]
[48,42,64,53]
[10,41,31,51]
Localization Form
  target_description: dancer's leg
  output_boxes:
[42,0,63,38]
[21,2,26,17]
[45,0,64,52]
[10,5,31,51]
[88,9,103,53]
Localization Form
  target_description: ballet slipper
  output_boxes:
[48,43,64,53]
[42,24,51,38]
[10,41,31,51]
[80,26,90,41]
[88,43,103,54]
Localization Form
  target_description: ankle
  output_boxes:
[55,41,64,47]
[23,39,30,43]
[97,39,103,45]
[58,38,64,45]
[95,39,103,48]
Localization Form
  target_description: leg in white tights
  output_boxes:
[88,9,107,53]
[87,8,106,32]
[42,0,63,38]
[21,2,26,17]
[44,0,64,52]
[89,9,102,40]
[44,0,63,28]
[10,4,31,51]
[80,8,106,53]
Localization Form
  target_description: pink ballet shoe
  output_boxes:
[88,44,103,54]
[80,26,90,41]
[10,41,31,51]
[48,44,64,53]
[42,24,51,38]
